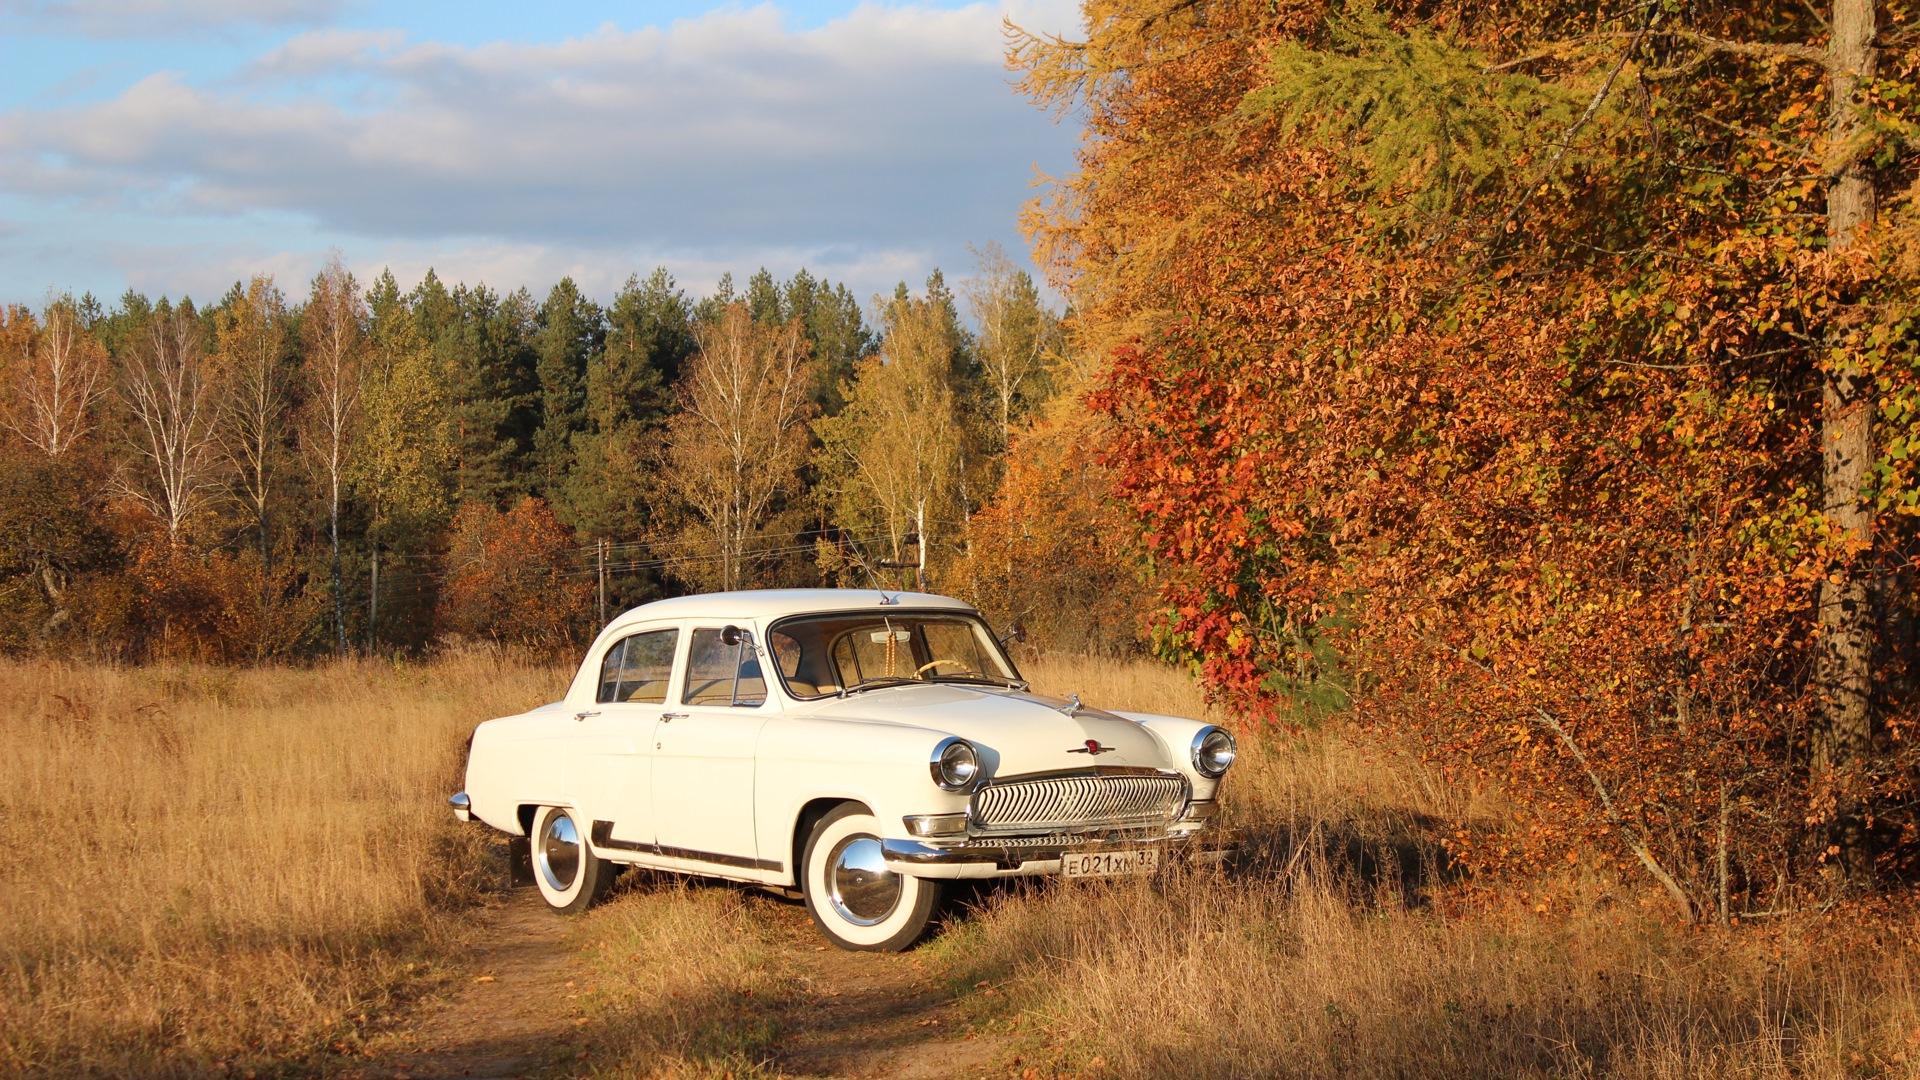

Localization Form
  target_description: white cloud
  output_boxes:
[0,0,343,36]
[0,0,1082,304]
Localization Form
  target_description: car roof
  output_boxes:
[605,589,977,631]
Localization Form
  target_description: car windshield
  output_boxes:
[766,611,1024,699]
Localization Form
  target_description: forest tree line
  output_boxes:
[0,246,1147,661]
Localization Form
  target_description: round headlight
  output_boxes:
[930,737,984,792]
[1191,726,1236,779]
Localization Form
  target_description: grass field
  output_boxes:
[0,652,564,1078]
[960,656,1920,1079]
[5,651,1920,1078]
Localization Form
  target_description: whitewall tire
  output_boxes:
[530,805,615,914]
[802,804,942,951]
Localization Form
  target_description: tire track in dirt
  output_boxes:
[355,893,590,1079]
[353,888,1003,1079]
[765,911,1003,1079]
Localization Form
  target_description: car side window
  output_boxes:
[682,628,767,707]
[614,628,678,704]
[596,638,627,703]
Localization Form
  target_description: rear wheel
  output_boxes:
[802,804,942,951]
[530,805,616,914]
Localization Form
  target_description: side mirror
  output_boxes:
[999,622,1028,647]
[721,625,743,647]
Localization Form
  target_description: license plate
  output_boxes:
[1061,848,1159,878]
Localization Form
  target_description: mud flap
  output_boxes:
[507,836,535,888]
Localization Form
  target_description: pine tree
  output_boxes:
[530,278,604,498]
[560,269,692,541]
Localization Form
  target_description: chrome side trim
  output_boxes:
[589,819,781,872]
[982,766,1181,783]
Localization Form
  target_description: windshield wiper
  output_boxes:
[927,673,1030,691]
[838,677,923,698]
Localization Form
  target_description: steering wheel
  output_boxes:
[916,658,969,676]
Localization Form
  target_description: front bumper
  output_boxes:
[881,828,1238,879]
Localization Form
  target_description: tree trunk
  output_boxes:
[330,481,346,656]
[1815,0,1879,878]
[915,502,928,591]
[368,544,380,656]
[255,506,270,663]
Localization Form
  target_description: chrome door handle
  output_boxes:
[660,712,688,722]
[574,710,600,722]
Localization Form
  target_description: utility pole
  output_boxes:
[597,538,607,626]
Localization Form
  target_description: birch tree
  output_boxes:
[299,257,366,654]
[816,284,970,589]
[116,300,218,542]
[213,276,291,566]
[964,242,1057,451]
[657,303,815,591]
[2,296,108,458]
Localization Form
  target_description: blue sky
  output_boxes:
[0,0,1081,310]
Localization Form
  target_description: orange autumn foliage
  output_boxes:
[439,496,593,649]
[958,384,1154,655]
[1016,0,1920,916]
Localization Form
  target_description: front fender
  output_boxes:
[754,716,972,884]
[1113,710,1227,800]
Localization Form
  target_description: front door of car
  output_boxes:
[584,626,680,853]
[651,625,771,871]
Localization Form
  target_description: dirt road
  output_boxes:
[355,888,1003,1079]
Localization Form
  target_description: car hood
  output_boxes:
[796,683,1175,778]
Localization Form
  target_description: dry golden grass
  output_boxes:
[943,653,1920,1079]
[0,652,566,1078]
[12,649,1920,1079]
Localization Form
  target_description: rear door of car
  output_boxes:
[583,624,680,854]
[650,624,774,874]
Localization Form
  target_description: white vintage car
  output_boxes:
[451,589,1236,950]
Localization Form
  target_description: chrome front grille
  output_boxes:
[969,771,1189,835]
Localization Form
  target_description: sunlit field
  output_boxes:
[7,652,1920,1078]
[958,655,1920,1079]
[0,653,564,1077]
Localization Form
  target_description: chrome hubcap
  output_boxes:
[827,835,901,926]
[539,812,580,892]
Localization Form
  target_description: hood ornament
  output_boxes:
[1058,693,1083,718]
[1067,739,1115,756]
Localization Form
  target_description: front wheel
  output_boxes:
[802,804,942,951]
[530,805,616,914]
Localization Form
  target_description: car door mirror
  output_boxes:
[721,624,743,647]
[999,621,1028,647]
